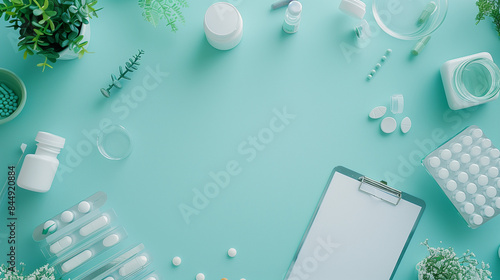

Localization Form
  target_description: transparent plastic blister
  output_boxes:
[51,226,128,276]
[33,192,108,241]
[422,125,500,228]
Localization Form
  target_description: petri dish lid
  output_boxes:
[372,0,448,40]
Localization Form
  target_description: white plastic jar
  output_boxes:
[204,2,243,51]
[441,52,500,110]
[17,131,65,192]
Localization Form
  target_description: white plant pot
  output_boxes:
[57,22,91,60]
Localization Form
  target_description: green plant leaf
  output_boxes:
[113,80,122,88]
[33,8,42,16]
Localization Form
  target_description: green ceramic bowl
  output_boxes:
[0,68,27,125]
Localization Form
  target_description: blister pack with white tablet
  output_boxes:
[423,125,500,228]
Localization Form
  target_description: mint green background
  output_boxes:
[1,0,500,279]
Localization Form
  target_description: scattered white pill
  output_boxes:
[386,49,393,55]
[462,203,475,215]
[493,197,500,209]
[172,256,182,266]
[391,94,404,114]
[401,117,411,133]
[462,136,473,146]
[466,183,477,194]
[488,167,499,177]
[472,128,483,138]
[367,74,373,80]
[478,175,489,186]
[470,214,483,226]
[228,248,237,258]
[480,156,491,166]
[78,201,92,213]
[469,164,480,175]
[470,146,482,157]
[438,168,449,179]
[446,180,457,191]
[381,117,397,133]
[486,186,497,198]
[61,211,74,223]
[458,172,469,183]
[451,143,462,153]
[440,149,452,160]
[460,154,471,164]
[474,194,486,206]
[43,220,57,234]
[448,160,460,171]
[483,206,495,217]
[429,157,441,168]
[496,179,500,188]
[103,234,120,247]
[482,139,492,148]
[196,273,205,280]
[490,148,500,158]
[455,191,466,202]
[369,106,387,119]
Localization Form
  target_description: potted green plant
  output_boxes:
[0,0,101,71]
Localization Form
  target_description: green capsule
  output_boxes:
[418,1,437,26]
[411,36,431,55]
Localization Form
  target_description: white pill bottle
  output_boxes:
[17,131,65,193]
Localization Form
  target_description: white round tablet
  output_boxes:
[478,175,489,186]
[483,206,495,217]
[400,117,411,133]
[381,117,397,134]
[448,160,460,172]
[228,248,237,258]
[61,211,74,223]
[458,172,469,183]
[196,273,205,280]
[462,203,475,215]
[466,183,477,194]
[43,220,57,234]
[474,194,486,206]
[469,164,480,175]
[451,143,462,153]
[496,179,500,188]
[369,106,387,119]
[490,148,500,158]
[482,139,492,149]
[486,186,497,198]
[78,201,92,213]
[429,157,441,168]
[493,197,500,209]
[488,167,499,178]
[470,214,483,226]
[462,136,473,146]
[455,191,466,203]
[438,168,449,179]
[440,149,452,160]
[172,256,182,266]
[480,156,491,166]
[470,146,482,157]
[446,180,457,191]
[472,128,483,138]
[460,154,471,164]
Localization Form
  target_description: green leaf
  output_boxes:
[119,66,123,75]
[113,80,122,89]
[100,88,110,98]
[33,8,42,16]
[111,74,116,81]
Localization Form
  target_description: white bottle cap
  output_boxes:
[36,131,65,149]
[204,2,243,51]
[288,1,302,16]
[339,0,366,19]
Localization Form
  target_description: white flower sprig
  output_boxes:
[0,264,57,280]
[416,239,492,280]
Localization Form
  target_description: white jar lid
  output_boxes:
[339,0,366,19]
[204,2,243,50]
[288,1,302,16]
[36,131,65,149]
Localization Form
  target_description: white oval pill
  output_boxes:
[78,201,92,214]
[80,215,109,237]
[480,156,491,166]
[446,180,457,191]
[440,149,452,160]
[50,236,73,254]
[103,234,120,247]
[482,139,492,148]
[470,214,483,226]
[483,206,495,217]
[490,148,500,158]
[451,143,462,153]
[462,136,473,146]
[369,106,386,119]
[381,117,397,133]
[472,128,483,138]
[478,175,489,186]
[43,220,57,234]
[400,117,411,133]
[438,168,449,179]
[429,157,441,168]
[470,146,481,157]
[469,164,480,175]
[455,191,466,202]
[119,256,148,277]
[462,203,475,215]
[466,183,477,194]
[488,167,499,177]
[449,160,460,171]
[196,273,205,280]
[458,172,469,183]
[486,186,497,198]
[228,248,237,257]
[61,211,74,223]
[62,250,93,272]
[460,154,471,164]
[172,256,182,266]
[474,194,486,206]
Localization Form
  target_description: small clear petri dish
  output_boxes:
[372,0,448,40]
[97,125,132,160]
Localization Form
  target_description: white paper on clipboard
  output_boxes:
[284,166,425,280]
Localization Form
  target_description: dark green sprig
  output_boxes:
[101,50,145,98]
[476,0,500,37]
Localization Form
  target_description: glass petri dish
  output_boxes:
[372,0,448,40]
[97,125,132,160]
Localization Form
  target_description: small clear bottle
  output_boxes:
[441,52,500,110]
[283,1,302,34]
[17,131,65,193]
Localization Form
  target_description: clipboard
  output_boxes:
[283,166,425,280]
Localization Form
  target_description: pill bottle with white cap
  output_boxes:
[17,131,65,193]
[283,1,302,33]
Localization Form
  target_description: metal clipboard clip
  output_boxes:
[358,176,402,205]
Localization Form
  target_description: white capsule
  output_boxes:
[369,106,387,119]
[460,154,471,164]
[119,256,148,277]
[62,250,93,272]
[80,215,109,237]
[458,172,469,183]
[440,149,452,160]
[78,201,92,213]
[470,146,482,157]
[462,203,475,215]
[451,143,462,153]
[50,236,73,254]
[103,234,120,247]
[488,167,499,177]
[438,168,449,179]
[486,186,497,198]
[455,191,466,203]
[446,180,457,191]
[196,273,205,280]
[462,136,473,146]
[466,183,477,194]
[448,160,460,172]
[483,206,495,217]
[479,156,491,166]
[478,175,489,186]
[474,194,486,206]
[470,214,483,226]
[172,256,182,266]
[472,128,483,138]
[381,117,397,134]
[400,117,411,133]
[228,248,237,257]
[469,164,480,175]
